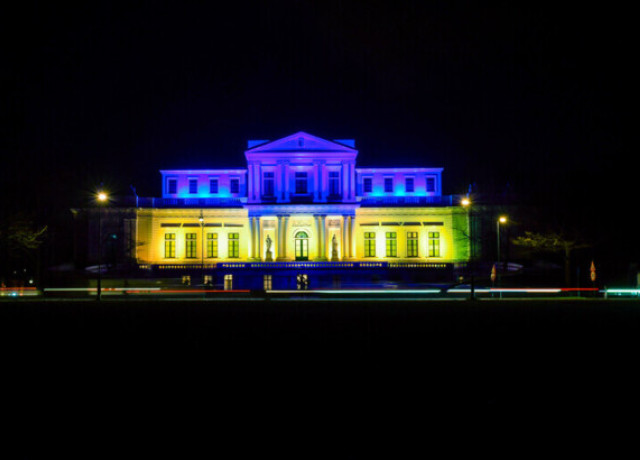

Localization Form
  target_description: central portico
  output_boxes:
[246,204,358,262]
[243,132,359,262]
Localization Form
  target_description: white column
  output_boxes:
[314,215,322,260]
[256,218,261,261]
[319,215,327,260]
[342,216,348,260]
[250,217,256,258]
[282,216,289,260]
[276,215,283,260]
[315,215,320,257]
[350,215,356,259]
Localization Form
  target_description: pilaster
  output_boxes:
[277,161,285,202]
[247,163,254,202]
[284,161,291,202]
[341,160,349,203]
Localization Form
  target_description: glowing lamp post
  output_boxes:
[96,191,108,301]
[496,215,507,293]
[461,197,475,299]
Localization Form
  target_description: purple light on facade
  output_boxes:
[159,132,443,202]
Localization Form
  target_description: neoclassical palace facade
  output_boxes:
[77,132,470,289]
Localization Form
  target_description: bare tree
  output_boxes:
[0,217,47,283]
[512,231,590,286]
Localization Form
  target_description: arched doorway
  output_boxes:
[294,231,309,261]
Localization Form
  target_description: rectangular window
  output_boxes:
[364,232,376,257]
[363,177,372,193]
[263,274,272,290]
[185,233,197,258]
[386,232,397,257]
[405,177,414,193]
[384,177,393,193]
[228,232,239,258]
[189,178,198,194]
[407,232,418,257]
[209,178,218,194]
[263,172,275,197]
[207,233,218,258]
[164,233,176,258]
[224,274,233,290]
[329,171,341,196]
[429,231,441,257]
[230,179,240,194]
[295,172,308,194]
[426,177,436,193]
[167,179,177,194]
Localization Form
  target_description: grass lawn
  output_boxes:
[2,298,638,448]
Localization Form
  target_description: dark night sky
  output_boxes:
[1,1,635,261]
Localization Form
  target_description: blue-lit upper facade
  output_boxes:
[160,131,443,204]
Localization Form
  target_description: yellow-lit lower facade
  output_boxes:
[135,206,470,266]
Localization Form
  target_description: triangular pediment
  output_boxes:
[246,131,357,153]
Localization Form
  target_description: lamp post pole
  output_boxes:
[496,216,507,298]
[496,219,500,276]
[461,197,474,300]
[96,191,108,301]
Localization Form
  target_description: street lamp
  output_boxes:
[96,191,109,301]
[199,210,205,285]
[496,215,508,292]
[461,197,475,300]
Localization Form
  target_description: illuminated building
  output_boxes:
[76,132,471,289]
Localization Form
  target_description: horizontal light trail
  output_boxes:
[495,288,561,293]
[448,288,561,294]
[0,287,39,296]
[266,289,442,295]
[560,288,599,292]
[605,289,640,295]
[44,287,162,292]
[141,289,251,294]
[43,287,250,294]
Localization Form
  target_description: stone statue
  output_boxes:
[331,234,339,261]
[265,234,273,261]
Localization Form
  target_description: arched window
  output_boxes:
[295,231,309,261]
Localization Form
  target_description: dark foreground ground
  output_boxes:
[2,298,639,453]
